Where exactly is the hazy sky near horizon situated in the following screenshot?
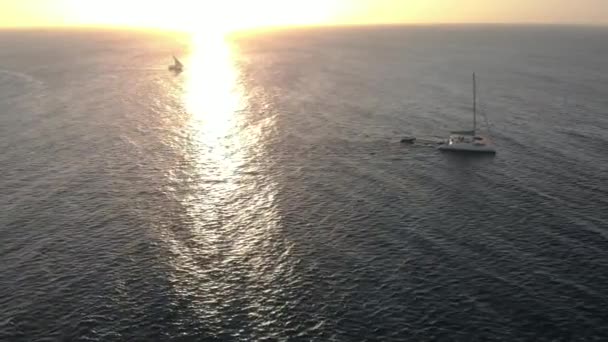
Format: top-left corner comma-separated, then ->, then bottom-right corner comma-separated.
1,0 -> 607,31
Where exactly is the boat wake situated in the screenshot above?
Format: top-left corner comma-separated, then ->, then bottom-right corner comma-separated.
0,69 -> 43,87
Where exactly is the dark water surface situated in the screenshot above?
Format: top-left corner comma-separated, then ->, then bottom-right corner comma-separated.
1,26 -> 608,341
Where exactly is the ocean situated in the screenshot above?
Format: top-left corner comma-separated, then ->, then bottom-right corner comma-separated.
1,25 -> 607,341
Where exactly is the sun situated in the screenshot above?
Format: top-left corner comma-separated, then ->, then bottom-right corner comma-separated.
176,0 -> 340,35
63,0 -> 339,34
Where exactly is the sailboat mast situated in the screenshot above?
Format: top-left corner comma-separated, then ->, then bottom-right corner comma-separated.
473,73 -> 477,136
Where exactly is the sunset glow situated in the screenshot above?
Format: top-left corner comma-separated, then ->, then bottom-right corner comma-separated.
0,0 -> 607,32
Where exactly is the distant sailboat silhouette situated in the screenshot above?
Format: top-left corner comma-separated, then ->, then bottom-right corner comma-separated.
168,56 -> 183,73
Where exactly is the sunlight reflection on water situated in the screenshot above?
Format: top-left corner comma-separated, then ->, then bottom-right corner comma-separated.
160,34 -> 289,331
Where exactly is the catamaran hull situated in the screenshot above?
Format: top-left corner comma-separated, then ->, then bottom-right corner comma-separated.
438,144 -> 496,154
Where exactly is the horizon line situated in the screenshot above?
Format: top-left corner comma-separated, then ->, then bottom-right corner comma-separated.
0,21 -> 606,33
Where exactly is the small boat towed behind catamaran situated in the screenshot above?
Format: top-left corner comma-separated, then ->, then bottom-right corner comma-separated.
438,73 -> 496,154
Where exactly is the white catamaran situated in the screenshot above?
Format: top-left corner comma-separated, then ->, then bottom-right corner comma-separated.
438,73 -> 496,154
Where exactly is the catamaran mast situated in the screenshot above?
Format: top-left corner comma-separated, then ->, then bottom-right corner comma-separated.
473,73 -> 477,136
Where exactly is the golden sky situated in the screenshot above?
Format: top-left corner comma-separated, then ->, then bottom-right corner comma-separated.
1,0 -> 607,31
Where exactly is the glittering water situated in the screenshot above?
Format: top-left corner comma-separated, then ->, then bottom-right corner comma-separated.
1,26 -> 608,341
